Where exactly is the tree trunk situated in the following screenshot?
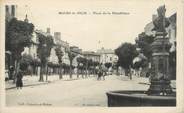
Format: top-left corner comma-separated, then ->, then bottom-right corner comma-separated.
125,68 -> 128,76
63,68 -> 65,75
129,69 -> 132,80
129,66 -> 132,80
116,66 -> 119,76
13,59 -> 20,83
35,66 -> 37,75
59,65 -> 63,79
46,64 -> 48,81
77,66 -> 79,78
69,61 -> 72,79
82,69 -> 84,78
125,68 -> 132,80
85,67 -> 88,78
39,63 -> 44,82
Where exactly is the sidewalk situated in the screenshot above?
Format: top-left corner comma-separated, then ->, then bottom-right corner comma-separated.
5,74 -> 93,90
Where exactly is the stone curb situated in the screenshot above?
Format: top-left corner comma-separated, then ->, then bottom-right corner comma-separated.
5,82 -> 49,90
5,77 -> 89,90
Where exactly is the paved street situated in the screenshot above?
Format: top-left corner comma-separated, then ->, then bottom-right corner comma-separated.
6,75 -> 150,107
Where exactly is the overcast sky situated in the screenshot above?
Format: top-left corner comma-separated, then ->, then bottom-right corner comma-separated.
14,0 -> 177,51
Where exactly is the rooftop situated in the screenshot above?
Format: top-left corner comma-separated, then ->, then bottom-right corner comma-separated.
96,48 -> 115,54
82,51 -> 100,56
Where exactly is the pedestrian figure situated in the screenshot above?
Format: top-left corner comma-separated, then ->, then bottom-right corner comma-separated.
101,64 -> 107,80
97,69 -> 103,80
128,68 -> 132,80
9,66 -> 14,80
5,70 -> 9,81
102,71 -> 106,80
16,69 -> 23,89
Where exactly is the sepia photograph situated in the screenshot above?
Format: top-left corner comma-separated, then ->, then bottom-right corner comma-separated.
0,0 -> 184,113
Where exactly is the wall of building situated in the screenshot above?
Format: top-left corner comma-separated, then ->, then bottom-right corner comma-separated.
21,32 -> 38,59
144,14 -> 157,36
72,54 -> 84,67
100,53 -> 118,64
144,13 -> 176,52
83,51 -> 100,63
166,13 -> 176,52
48,46 -> 58,64
97,48 -> 118,64
144,22 -> 155,36
53,32 -> 70,65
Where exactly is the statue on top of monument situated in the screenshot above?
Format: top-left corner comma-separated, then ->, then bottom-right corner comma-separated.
152,5 -> 170,32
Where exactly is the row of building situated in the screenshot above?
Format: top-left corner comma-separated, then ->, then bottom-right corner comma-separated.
5,5 -> 118,69
22,27 -> 118,67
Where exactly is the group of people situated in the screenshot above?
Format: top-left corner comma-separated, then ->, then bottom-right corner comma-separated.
96,65 -> 107,80
5,66 -> 24,89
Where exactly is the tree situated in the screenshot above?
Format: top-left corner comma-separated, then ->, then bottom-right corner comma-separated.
87,59 -> 93,75
112,61 -> 119,75
76,57 -> 83,66
20,54 -> 33,72
31,58 -> 41,75
135,32 -> 154,61
80,57 -> 88,77
36,32 -> 54,81
55,45 -> 64,79
115,43 -> 138,79
93,61 -> 100,67
68,51 -> 77,79
105,62 -> 112,69
87,59 -> 93,68
76,56 -> 84,78
132,53 -> 148,70
93,61 -> 100,74
6,18 -> 34,81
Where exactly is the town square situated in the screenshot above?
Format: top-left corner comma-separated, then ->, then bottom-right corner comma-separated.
4,1 -> 177,107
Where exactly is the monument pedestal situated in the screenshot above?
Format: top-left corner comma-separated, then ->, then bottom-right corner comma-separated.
147,32 -> 172,95
148,79 -> 172,95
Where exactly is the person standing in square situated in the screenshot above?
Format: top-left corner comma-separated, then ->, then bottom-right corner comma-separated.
16,69 -> 23,89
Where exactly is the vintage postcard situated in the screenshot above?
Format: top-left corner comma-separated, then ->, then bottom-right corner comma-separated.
0,0 -> 184,113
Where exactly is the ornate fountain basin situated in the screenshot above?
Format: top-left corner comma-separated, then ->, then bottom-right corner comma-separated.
106,90 -> 176,106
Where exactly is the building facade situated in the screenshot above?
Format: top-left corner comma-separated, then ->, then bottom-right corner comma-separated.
21,32 -> 39,60
144,13 -> 176,52
166,13 -> 176,52
82,51 -> 100,63
144,14 -> 157,36
70,46 -> 83,67
96,48 -> 118,65
54,32 -> 70,65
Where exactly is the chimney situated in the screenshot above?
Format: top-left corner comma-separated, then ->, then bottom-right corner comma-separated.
24,14 -> 29,23
47,28 -> 50,34
54,32 -> 61,40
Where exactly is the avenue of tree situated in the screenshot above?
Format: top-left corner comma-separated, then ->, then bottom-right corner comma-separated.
6,17 -> 176,82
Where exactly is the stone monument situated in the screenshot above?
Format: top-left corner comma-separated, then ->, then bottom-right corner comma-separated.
147,5 -> 172,95
106,5 -> 176,106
